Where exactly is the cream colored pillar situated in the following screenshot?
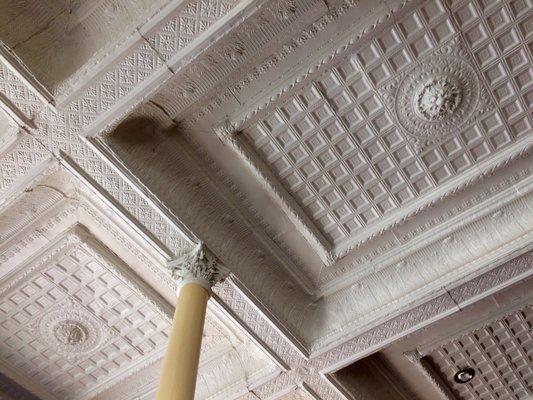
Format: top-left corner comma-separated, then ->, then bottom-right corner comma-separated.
156,243 -> 228,400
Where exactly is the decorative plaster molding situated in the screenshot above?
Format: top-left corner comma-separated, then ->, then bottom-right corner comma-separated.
0,1 -> 532,398
199,21 -> 532,276
404,350 -> 457,400
319,150 -> 533,292
212,128 -> 334,266
415,77 -> 462,121
31,297 -> 116,360
168,242 -> 230,290
378,36 -> 494,150
59,151 -> 188,256
170,130 -> 320,294
241,251 -> 533,399
79,0 -> 265,138
181,0 -> 373,127
185,0 -> 414,131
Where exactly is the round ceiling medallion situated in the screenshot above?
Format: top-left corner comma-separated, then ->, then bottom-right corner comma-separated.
392,53 -> 481,144
37,302 -> 104,359
53,320 -> 89,345
415,76 -> 462,121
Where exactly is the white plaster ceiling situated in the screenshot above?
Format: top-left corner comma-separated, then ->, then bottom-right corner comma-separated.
0,0 -> 531,399
91,0 -> 533,350
377,274 -> 533,400
0,170 -> 278,400
0,0 -> 239,102
0,1 -> 158,93
429,305 -> 533,399
184,0 -> 532,271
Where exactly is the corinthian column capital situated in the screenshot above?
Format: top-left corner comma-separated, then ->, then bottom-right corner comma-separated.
167,242 -> 229,291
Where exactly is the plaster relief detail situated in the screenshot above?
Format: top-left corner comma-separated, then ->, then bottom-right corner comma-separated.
54,320 -> 88,345
168,242 -> 229,288
0,0 -> 532,398
34,298 -> 110,359
415,76 -> 462,121
380,37 -> 494,150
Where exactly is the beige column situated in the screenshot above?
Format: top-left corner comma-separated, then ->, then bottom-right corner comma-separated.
156,243 -> 228,400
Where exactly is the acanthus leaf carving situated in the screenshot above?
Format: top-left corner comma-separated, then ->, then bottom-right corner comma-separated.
167,242 -> 230,289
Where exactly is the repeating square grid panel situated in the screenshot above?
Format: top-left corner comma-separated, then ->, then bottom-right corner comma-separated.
244,0 -> 529,249
372,2 -> 527,173
0,242 -> 171,399
243,1 -> 461,246
245,76 -> 424,244
429,305 -> 533,400
449,0 -> 533,140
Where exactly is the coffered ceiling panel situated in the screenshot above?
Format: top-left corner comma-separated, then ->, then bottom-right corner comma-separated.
428,304 -> 533,400
0,169 -> 279,400
242,0 -> 532,255
0,229 -> 173,399
0,0 -> 532,399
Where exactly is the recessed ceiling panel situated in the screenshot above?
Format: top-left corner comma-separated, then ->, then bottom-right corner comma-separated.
242,0 -> 531,255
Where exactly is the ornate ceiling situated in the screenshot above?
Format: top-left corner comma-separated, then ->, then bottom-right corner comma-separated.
0,0 -> 531,399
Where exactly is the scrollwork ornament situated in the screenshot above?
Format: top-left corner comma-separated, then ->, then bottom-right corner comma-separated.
167,242 -> 229,290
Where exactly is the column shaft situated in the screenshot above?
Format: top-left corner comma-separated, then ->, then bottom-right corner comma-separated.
156,283 -> 209,400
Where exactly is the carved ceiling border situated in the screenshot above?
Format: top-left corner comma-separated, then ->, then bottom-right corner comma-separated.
0,0 -> 247,110
237,251 -> 533,400
212,126 -> 335,266
182,0 -> 410,128
0,58 -> 191,254
77,0 -> 311,138
317,147 -> 533,292
158,132 -> 321,293
154,0 -> 333,125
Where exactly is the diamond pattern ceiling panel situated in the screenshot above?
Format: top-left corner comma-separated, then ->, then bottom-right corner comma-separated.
428,305 -> 533,400
242,0 -> 532,248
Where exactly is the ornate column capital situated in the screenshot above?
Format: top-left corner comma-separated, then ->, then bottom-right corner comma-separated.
167,242 -> 229,292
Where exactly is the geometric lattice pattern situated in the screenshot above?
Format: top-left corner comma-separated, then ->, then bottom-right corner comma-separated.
429,305 -> 533,400
147,0 -> 237,62
0,235 -> 171,399
65,0 -> 238,127
244,0 -> 532,246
